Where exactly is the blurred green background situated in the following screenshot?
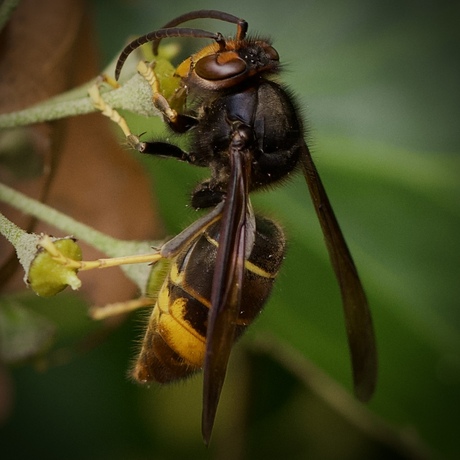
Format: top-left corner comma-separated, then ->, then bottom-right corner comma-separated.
1,0 -> 459,458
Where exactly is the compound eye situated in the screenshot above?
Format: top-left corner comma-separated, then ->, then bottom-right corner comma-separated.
195,53 -> 247,81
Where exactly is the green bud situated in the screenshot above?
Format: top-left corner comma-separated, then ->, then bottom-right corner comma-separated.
28,237 -> 82,297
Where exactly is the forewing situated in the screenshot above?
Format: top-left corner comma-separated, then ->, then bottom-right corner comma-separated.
201,144 -> 250,444
300,141 -> 377,401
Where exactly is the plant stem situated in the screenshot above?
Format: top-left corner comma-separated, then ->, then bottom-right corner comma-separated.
0,183 -> 161,289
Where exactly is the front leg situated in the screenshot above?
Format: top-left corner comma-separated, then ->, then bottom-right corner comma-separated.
137,61 -> 198,133
88,81 -> 147,151
88,80 -> 194,162
135,140 -> 193,162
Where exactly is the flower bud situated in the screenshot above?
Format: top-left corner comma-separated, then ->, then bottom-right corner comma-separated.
27,237 -> 82,297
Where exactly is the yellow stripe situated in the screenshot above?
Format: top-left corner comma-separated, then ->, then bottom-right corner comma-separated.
204,233 -> 218,247
182,286 -> 211,309
167,232 -> 276,313
245,260 -> 276,279
168,259 -> 184,285
168,258 -> 211,308
205,233 -> 276,279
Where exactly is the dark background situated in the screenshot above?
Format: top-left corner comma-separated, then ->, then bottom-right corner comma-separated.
1,0 -> 459,458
